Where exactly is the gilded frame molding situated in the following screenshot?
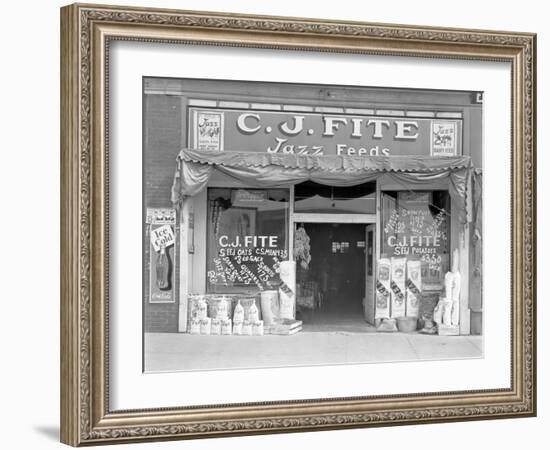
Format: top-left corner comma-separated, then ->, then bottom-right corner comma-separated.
60,3 -> 536,446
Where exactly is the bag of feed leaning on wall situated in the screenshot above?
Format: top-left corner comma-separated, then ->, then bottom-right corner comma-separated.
406,259 -> 422,317
375,258 -> 392,318
390,257 -> 407,318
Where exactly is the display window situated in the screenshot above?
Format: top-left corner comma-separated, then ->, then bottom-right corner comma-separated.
206,188 -> 290,293
381,190 -> 451,286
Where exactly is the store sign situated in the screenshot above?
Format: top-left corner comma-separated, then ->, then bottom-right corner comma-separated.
190,108 -> 461,156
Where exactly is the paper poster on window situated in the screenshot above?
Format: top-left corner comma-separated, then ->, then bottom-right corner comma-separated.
431,120 -> 457,156
194,110 -> 224,151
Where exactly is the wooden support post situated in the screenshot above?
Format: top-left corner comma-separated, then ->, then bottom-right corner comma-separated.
459,222 -> 471,335
178,198 -> 191,333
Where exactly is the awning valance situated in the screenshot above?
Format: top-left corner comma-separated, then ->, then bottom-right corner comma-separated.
178,149 -> 472,172
171,149 -> 473,222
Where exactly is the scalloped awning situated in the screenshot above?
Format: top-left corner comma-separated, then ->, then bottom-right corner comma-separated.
171,149 -> 473,222
178,148 -> 472,172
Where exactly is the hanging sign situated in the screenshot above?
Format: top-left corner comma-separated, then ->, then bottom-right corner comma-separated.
231,189 -> 268,207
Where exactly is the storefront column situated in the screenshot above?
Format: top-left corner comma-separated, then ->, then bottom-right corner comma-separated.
288,185 -> 295,260
178,198 -> 192,332
458,223 -> 471,335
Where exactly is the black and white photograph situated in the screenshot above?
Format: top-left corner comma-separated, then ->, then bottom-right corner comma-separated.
142,78 -> 483,372
0,0 -> 545,447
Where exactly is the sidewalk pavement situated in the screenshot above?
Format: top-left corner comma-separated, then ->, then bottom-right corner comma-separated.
144,331 -> 483,372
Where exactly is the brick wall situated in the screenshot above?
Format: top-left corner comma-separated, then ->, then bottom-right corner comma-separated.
143,94 -> 183,333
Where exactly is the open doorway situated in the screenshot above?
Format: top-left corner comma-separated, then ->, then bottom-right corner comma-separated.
295,223 -> 375,332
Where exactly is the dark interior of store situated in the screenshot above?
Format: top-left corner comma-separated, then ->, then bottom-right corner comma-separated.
296,223 -> 375,332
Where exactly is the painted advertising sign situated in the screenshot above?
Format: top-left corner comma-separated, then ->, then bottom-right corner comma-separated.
147,208 -> 177,303
190,107 -> 462,156
145,207 -> 176,225
150,224 -> 175,252
193,110 -> 224,151
431,120 -> 458,156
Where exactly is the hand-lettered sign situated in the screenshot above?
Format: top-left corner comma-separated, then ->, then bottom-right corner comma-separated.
207,204 -> 288,291
382,192 -> 449,283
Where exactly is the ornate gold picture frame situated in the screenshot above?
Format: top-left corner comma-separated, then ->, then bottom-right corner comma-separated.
60,3 -> 536,446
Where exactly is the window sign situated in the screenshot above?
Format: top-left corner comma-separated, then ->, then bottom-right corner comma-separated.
206,188 -> 289,292
381,191 -> 450,285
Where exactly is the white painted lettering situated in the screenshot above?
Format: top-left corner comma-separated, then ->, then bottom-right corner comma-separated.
280,116 -> 304,135
367,119 -> 390,139
236,113 -> 261,134
395,120 -> 419,139
323,117 -> 348,136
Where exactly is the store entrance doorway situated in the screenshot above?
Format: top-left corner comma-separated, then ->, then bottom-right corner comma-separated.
295,222 -> 374,332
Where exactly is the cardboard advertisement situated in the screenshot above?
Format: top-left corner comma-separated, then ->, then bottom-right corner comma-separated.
147,208 -> 176,304
390,257 -> 407,318
406,260 -> 422,317
375,258 -> 392,319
